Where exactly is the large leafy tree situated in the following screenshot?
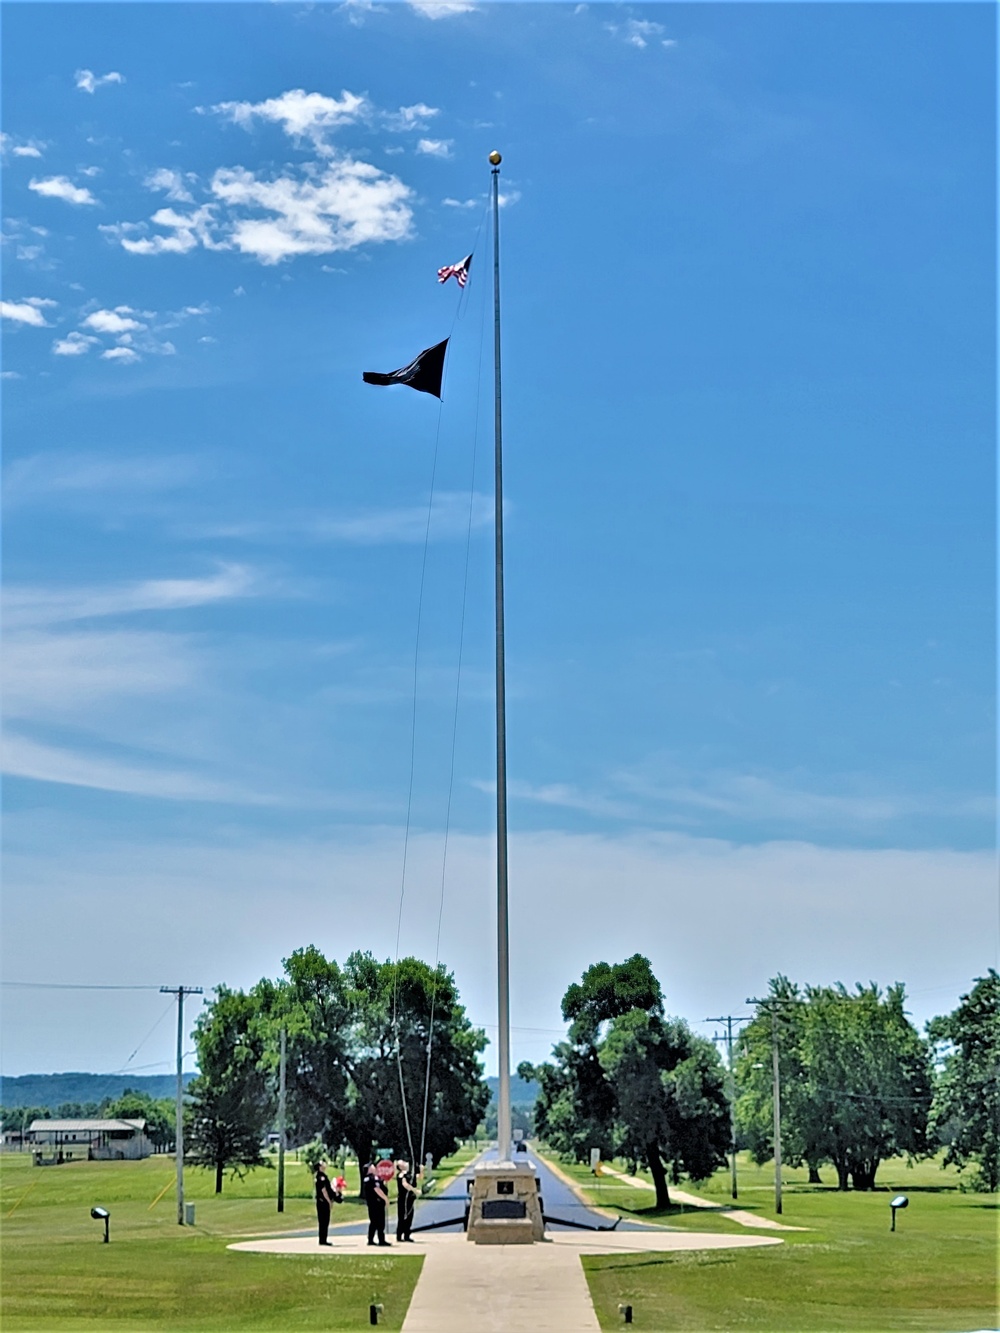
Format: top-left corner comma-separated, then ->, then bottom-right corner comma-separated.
188,987 -> 274,1193
928,970 -> 1000,1192
736,978 -> 933,1190
337,951 -> 489,1169
526,956 -> 729,1208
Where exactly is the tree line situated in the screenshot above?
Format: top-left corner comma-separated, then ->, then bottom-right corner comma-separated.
521,959 -> 999,1203
0,1092 -> 175,1148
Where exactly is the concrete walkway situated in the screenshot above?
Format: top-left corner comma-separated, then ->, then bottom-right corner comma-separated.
598,1166 -> 809,1231
230,1228 -> 782,1332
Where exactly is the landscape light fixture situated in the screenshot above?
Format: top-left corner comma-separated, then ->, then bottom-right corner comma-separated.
890,1194 -> 909,1232
90,1206 -> 110,1243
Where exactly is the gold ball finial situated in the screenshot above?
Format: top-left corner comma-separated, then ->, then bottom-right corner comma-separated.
488,150 -> 502,165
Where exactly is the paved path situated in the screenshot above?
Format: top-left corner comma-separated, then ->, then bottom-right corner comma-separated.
597,1165 -> 809,1231
229,1230 -> 782,1332
230,1149 -> 783,1331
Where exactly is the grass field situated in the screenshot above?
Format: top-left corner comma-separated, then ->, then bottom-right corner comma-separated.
539,1149 -> 999,1331
0,1149 -> 442,1330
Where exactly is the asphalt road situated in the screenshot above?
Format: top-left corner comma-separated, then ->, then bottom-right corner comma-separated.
292,1146 -> 662,1240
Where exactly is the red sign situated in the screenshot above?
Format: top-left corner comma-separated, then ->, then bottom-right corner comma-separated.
376,1159 -> 395,1182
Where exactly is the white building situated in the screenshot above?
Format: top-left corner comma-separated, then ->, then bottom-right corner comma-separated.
27,1118 -> 154,1164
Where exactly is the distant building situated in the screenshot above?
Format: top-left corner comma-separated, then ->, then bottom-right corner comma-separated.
27,1118 -> 154,1164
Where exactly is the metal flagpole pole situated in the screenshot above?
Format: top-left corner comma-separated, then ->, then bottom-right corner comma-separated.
489,149 -> 512,1164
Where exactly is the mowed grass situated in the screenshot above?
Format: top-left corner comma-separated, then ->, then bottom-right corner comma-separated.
0,1151 -> 421,1330
539,1150 -> 999,1331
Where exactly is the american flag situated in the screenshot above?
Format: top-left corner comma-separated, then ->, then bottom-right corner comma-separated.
437,253 -> 472,288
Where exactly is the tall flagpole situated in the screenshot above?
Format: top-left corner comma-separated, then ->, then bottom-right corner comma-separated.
489,149 -> 512,1163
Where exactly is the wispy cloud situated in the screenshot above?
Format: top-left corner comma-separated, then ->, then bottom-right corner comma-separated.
385,103 -> 439,131
75,69 -> 125,94
29,175 -> 98,206
144,168 -> 196,203
604,18 -> 674,49
3,564 -> 260,629
4,452 -> 205,505
178,491 -> 493,545
407,0 -> 476,17
2,733 -> 270,804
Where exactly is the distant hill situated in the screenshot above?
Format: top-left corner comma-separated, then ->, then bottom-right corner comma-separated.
486,1074 -> 538,1107
3,1070 -> 538,1112
0,1072 -> 196,1109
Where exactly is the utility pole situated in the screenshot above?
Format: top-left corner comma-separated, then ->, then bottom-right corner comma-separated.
160,985 -> 203,1225
746,996 -> 800,1216
277,1026 -> 287,1213
705,1014 -> 750,1200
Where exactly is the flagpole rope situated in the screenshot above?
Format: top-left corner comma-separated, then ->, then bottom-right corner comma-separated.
391,209 -> 492,1172
418,230 -> 491,1171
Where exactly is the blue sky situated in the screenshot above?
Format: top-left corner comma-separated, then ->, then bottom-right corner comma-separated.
2,2 -> 995,1079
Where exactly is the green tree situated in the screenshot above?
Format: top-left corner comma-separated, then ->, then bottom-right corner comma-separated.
248,946 -> 488,1171
188,987 -> 274,1193
528,957 -> 729,1208
737,978 -> 933,1191
928,970 -> 1000,1192
104,1090 -> 173,1150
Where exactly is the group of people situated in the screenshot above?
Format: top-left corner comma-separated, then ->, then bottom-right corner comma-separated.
314,1158 -> 419,1247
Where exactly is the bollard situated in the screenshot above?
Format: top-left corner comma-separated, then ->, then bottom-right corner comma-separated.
369,1303 -> 384,1325
618,1303 -> 633,1324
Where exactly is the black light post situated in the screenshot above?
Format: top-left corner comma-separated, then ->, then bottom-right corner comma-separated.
90,1206 -> 109,1242
890,1194 -> 909,1231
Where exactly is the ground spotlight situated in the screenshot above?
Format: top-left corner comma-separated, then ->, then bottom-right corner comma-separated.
90,1206 -> 110,1243
890,1194 -> 909,1232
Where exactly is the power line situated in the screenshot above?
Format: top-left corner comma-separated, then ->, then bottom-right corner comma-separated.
2,982 -> 164,991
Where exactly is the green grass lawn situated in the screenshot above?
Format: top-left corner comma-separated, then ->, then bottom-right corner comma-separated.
537,1148 -> 999,1331
1,1152 -> 421,1330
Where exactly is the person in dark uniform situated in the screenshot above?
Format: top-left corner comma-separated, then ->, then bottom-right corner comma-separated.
394,1159 -> 418,1242
362,1162 -> 390,1246
314,1160 -> 335,1245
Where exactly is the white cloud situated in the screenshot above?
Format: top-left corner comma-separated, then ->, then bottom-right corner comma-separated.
498,190 -> 521,209
3,565 -> 260,630
2,826 -> 993,1075
416,138 -> 453,158
407,0 -> 476,17
144,168 -> 195,203
1,300 -> 51,327
605,17 -> 667,48
75,69 -> 125,94
443,196 -> 478,209
2,733 -> 269,805
181,491 -> 492,545
29,175 -> 98,206
4,630 -> 197,718
213,88 -> 368,152
1,134 -> 45,158
82,307 -> 146,335
102,347 -> 139,362
385,103 -> 439,131
114,205 -> 220,255
209,159 -> 413,263
4,452 -> 204,503
52,331 -> 99,356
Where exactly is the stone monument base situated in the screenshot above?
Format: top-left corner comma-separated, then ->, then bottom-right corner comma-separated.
466,1161 -> 544,1245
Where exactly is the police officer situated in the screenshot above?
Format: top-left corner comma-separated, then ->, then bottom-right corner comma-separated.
314,1160 -> 335,1245
395,1159 -> 418,1242
363,1162 -> 390,1246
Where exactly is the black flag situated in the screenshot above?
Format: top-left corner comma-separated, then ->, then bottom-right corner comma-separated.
363,338 -> 448,399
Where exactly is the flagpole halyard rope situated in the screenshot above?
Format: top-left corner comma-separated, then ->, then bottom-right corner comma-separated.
390,220 -> 490,1171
